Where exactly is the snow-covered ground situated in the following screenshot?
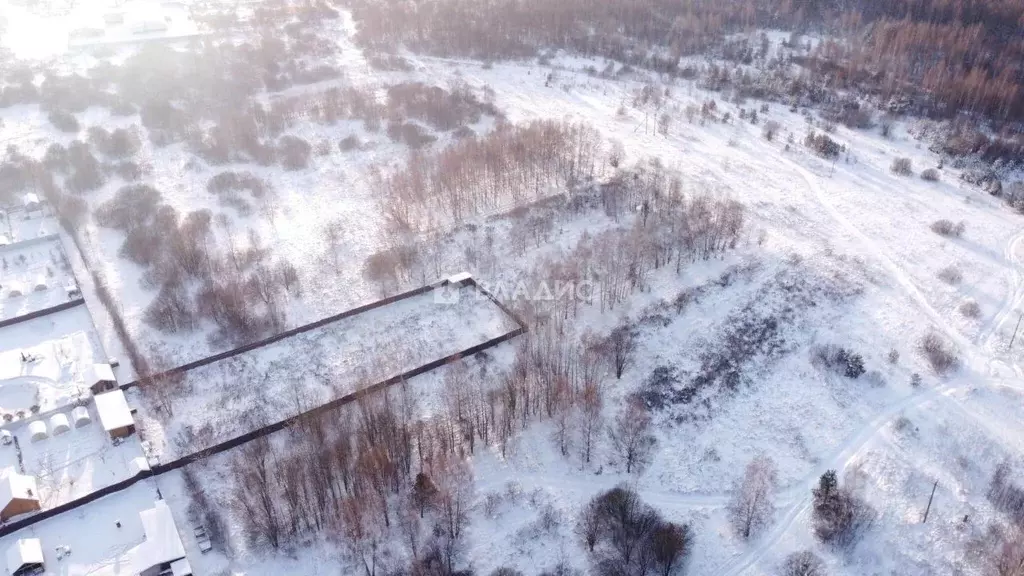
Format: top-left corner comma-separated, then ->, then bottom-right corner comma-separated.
0,12 -> 1022,576
132,280 -> 518,460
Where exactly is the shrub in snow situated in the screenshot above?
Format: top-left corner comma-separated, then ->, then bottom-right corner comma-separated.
921,168 -> 940,181
960,299 -> 981,318
66,141 -> 105,192
911,373 -> 922,387
338,135 -> 362,151
577,486 -> 692,574
804,130 -> 841,158
810,344 -> 865,379
919,332 -> 959,375
782,550 -> 826,576
887,348 -> 900,364
48,109 -> 79,132
636,365 -> 680,410
931,219 -> 965,237
762,120 -> 780,141
277,135 -> 312,170
95,184 -> 163,231
937,265 -> 963,284
989,463 -> 1024,528
812,470 -> 876,549
386,121 -> 437,149
890,157 -> 913,176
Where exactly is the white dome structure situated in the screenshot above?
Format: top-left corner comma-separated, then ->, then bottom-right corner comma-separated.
28,421 -> 47,442
49,413 -> 70,436
72,406 -> 91,428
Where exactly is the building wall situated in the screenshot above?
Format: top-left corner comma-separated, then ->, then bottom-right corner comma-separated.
2,497 -> 41,521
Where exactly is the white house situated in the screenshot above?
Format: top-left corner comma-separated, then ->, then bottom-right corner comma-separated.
94,389 -> 135,439
85,363 -> 117,395
0,469 -> 40,521
130,500 -> 191,576
5,538 -> 43,576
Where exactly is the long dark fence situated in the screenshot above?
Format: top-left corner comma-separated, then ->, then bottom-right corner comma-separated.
0,298 -> 84,330
123,276 -> 475,390
0,278 -> 528,538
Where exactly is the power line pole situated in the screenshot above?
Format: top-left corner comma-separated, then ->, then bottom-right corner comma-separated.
922,480 -> 938,523
1010,312 -> 1024,350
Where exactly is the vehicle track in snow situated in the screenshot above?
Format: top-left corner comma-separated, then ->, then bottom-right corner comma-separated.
713,150 -> 1024,575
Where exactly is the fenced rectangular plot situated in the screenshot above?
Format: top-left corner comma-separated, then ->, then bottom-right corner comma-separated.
135,278 -> 523,460
0,235 -> 81,327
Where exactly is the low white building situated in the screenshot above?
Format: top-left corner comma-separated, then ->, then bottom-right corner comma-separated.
22,194 -> 41,213
27,421 -> 47,442
71,406 -> 91,428
49,413 -> 70,436
5,538 -> 43,576
94,389 -> 135,439
0,469 -> 40,521
130,500 -> 191,576
86,363 -> 117,395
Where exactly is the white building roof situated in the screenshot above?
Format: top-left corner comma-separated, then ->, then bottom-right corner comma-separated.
87,363 -> 116,386
71,405 -> 91,426
129,456 -> 150,476
49,413 -> 70,435
22,193 -> 40,207
5,538 -> 43,574
0,235 -> 8,246
27,420 -> 47,441
94,389 -> 133,432
171,557 -> 192,576
0,469 -> 38,510
131,500 -> 186,573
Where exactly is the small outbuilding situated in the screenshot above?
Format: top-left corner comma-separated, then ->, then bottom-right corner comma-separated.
86,363 -> 117,395
22,193 -> 41,213
129,456 -> 150,476
0,235 -> 9,247
27,421 -> 47,442
5,538 -> 43,576
0,469 -> 40,521
0,430 -> 11,446
94,389 -> 135,439
71,405 -> 91,428
49,413 -> 70,436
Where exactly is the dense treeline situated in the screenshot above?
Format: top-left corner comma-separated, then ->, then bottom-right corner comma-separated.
344,0 -> 1024,123
375,120 -> 601,229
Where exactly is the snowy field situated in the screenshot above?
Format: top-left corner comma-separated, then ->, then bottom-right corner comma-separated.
0,7 -> 1022,575
0,306 -> 106,414
132,279 -> 519,460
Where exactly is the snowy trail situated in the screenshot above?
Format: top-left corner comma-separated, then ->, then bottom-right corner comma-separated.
712,149 -> 1024,575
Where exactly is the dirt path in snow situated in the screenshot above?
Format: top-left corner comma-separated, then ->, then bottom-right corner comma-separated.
712,150 -> 1024,576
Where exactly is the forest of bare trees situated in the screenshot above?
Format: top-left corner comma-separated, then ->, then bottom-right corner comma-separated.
374,119 -> 601,230
345,0 -> 1024,125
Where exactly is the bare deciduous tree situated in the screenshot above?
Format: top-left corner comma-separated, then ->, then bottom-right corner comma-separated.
608,399 -> 655,474
728,455 -> 778,539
